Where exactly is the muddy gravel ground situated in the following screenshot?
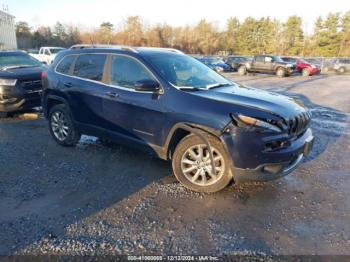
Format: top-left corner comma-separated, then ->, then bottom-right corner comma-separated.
0,73 -> 349,258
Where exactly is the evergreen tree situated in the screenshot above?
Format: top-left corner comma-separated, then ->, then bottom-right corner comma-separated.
224,17 -> 240,54
97,22 -> 114,44
16,21 -> 33,48
313,13 -> 341,56
53,22 -> 68,46
282,16 -> 304,55
339,11 -> 350,56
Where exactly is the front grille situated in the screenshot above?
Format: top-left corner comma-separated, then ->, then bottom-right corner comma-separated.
288,111 -> 311,136
20,80 -> 42,92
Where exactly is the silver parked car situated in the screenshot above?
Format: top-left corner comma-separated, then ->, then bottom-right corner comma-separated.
334,58 -> 350,74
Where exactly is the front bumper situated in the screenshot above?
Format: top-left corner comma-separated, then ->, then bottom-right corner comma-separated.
0,83 -> 42,113
286,67 -> 294,75
309,68 -> 321,76
221,127 -> 314,183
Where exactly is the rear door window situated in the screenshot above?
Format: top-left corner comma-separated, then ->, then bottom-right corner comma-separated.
56,55 -> 77,75
73,54 -> 107,82
255,56 -> 265,62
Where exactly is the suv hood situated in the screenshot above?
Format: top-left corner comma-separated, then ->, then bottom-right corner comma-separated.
0,66 -> 44,81
193,84 -> 306,120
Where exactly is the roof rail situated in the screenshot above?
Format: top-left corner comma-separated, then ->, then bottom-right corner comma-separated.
136,47 -> 184,54
69,44 -> 138,53
68,44 -> 184,54
164,48 -> 184,54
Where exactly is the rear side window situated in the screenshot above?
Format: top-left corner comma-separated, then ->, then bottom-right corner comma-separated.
56,55 -> 76,75
255,56 -> 265,62
110,55 -> 155,89
73,54 -> 107,82
339,59 -> 350,64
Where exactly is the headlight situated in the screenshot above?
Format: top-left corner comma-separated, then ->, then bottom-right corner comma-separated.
287,64 -> 293,67
235,114 -> 282,132
0,78 -> 17,86
215,66 -> 223,72
311,65 -> 316,69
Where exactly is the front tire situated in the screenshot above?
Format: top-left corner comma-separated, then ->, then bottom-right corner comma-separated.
172,133 -> 233,193
338,67 -> 346,74
302,68 -> 310,76
238,65 -> 247,75
276,67 -> 286,77
49,104 -> 81,146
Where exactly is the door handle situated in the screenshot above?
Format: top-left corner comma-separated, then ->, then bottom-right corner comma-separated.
63,82 -> 72,88
106,91 -> 119,98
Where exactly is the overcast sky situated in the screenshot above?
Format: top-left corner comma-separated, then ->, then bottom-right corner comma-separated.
6,0 -> 350,32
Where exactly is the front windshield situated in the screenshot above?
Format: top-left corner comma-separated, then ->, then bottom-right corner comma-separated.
299,59 -> 309,64
28,49 -> 39,54
0,53 -> 42,70
49,48 -> 65,54
145,54 -> 232,89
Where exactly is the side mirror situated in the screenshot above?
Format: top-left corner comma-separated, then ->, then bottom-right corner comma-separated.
134,79 -> 161,93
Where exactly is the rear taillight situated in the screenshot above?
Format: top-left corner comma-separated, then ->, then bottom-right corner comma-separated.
41,71 -> 46,80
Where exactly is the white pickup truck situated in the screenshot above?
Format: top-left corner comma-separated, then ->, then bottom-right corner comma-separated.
32,47 -> 66,65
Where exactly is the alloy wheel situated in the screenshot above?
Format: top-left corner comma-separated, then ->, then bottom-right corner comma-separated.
180,144 -> 225,186
51,111 -> 69,141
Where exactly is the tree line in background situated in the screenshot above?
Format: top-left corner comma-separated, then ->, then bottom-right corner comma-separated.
15,11 -> 350,57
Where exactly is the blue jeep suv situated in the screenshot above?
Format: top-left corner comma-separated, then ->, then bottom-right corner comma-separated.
42,46 -> 314,193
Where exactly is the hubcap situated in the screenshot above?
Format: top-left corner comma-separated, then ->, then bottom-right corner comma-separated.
51,111 -> 69,141
181,144 -> 225,186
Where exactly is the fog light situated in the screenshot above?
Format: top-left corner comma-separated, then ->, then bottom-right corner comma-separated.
0,95 -> 17,104
263,164 -> 283,174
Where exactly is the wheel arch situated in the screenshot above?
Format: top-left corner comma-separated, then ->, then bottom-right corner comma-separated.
275,66 -> 286,72
164,122 -> 223,160
44,95 -> 70,119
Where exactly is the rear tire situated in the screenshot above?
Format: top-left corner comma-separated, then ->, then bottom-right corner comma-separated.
172,133 -> 233,193
302,68 -> 310,76
238,65 -> 247,76
48,104 -> 81,146
338,67 -> 346,74
276,67 -> 286,78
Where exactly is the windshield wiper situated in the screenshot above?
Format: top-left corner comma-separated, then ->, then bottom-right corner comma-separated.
178,86 -> 203,91
178,83 -> 232,91
206,83 -> 232,89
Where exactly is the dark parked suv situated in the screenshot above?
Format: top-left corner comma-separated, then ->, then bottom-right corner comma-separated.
238,55 -> 295,77
225,55 -> 252,71
42,46 -> 314,193
0,51 -> 45,117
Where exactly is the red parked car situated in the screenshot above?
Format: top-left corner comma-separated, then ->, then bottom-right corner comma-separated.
281,57 -> 321,76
